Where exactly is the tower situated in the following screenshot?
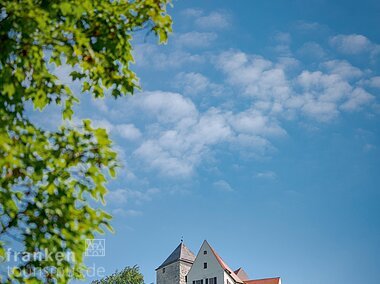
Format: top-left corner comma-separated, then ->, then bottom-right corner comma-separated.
156,242 -> 196,284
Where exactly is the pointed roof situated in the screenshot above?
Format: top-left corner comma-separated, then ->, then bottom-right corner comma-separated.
156,242 -> 196,270
205,241 -> 244,284
234,268 -> 249,281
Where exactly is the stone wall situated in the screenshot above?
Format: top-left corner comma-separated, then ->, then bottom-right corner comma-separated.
179,261 -> 193,284
157,261 -> 193,284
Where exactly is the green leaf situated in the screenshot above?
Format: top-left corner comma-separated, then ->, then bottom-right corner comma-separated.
70,71 -> 86,81
0,0 -> 172,282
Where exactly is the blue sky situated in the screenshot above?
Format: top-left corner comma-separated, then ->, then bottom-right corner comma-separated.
34,0 -> 380,283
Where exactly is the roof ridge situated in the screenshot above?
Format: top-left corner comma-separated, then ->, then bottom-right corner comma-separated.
206,241 -> 243,284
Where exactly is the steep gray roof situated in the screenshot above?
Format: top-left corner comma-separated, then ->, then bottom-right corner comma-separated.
156,243 -> 195,270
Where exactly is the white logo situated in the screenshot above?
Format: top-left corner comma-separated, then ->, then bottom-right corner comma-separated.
85,239 -> 106,257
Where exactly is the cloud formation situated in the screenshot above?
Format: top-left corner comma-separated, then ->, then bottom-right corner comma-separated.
72,16 -> 379,180
216,50 -> 374,121
107,188 -> 160,205
173,72 -> 224,96
174,32 -> 218,48
194,11 -> 231,30
330,34 -> 373,54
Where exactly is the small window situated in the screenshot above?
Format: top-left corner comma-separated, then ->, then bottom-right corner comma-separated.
163,268 -> 165,273
185,276 -> 187,283
203,250 -> 207,255
204,262 -> 208,269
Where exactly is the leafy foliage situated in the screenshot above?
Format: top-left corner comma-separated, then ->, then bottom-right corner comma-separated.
0,0 -> 172,283
92,265 -> 144,284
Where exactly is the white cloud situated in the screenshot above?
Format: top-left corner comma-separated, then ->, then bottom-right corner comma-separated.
30,13 -> 380,188
195,11 -> 231,30
107,189 -> 128,204
276,57 -> 301,71
131,91 -> 198,124
295,21 -> 324,32
175,32 -> 218,48
174,72 -> 210,96
181,8 -> 203,18
366,76 -> 380,88
107,188 -> 160,205
91,119 -> 114,132
134,107 -> 233,177
322,60 -> 363,79
329,34 -> 378,55
298,70 -> 351,98
134,140 -> 195,177
274,32 -> 291,45
216,50 -> 375,122
180,9 -> 232,29
114,89 -> 283,178
173,72 -> 224,96
255,171 -> 277,179
112,208 -> 142,217
93,30 -> 378,179
133,43 -> 204,69
216,51 -> 292,104
231,134 -> 273,154
119,46 -> 376,177
213,180 -> 234,192
298,42 -> 326,59
228,109 -> 286,137
114,124 -> 142,140
340,87 -> 374,111
297,70 -> 374,118
301,99 -> 339,121
91,97 -> 109,113
273,32 -> 292,56
91,119 -> 142,141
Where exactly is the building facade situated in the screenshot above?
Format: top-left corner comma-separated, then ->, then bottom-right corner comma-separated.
156,241 -> 281,284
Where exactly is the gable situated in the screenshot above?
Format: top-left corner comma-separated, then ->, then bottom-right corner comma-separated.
187,241 -> 224,280
187,241 -> 243,284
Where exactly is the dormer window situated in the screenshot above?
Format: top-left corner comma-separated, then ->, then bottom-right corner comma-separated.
204,250 -> 207,254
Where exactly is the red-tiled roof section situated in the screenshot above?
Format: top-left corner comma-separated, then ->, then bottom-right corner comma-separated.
244,278 -> 281,284
207,242 -> 243,284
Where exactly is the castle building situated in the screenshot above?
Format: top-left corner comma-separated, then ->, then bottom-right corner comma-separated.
156,241 -> 281,284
